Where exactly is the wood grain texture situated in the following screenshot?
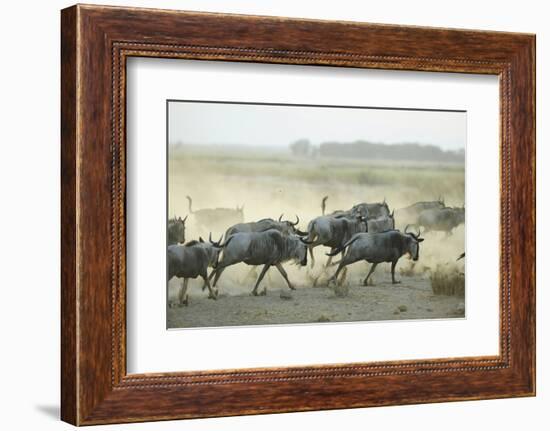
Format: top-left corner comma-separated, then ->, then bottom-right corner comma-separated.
60,4 -> 535,425
60,5 -> 78,425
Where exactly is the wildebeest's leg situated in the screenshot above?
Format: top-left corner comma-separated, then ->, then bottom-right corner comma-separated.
207,267 -> 216,282
338,266 -> 348,286
210,266 -> 227,288
328,260 -> 347,285
328,251 -> 345,267
363,263 -> 378,286
178,278 -> 189,306
308,245 -> 316,268
201,274 -> 217,300
275,263 -> 295,290
391,260 -> 400,284
252,264 -> 271,296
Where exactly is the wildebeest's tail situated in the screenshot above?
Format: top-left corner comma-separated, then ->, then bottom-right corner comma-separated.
219,234 -> 234,248
321,196 -> 328,215
305,219 -> 318,243
326,234 -> 361,256
209,232 -> 234,248
211,235 -> 234,269
186,195 -> 193,213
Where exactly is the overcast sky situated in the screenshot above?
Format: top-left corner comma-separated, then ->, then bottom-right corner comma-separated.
168,101 -> 466,151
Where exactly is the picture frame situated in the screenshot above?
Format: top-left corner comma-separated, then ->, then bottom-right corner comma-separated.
61,4 -> 535,425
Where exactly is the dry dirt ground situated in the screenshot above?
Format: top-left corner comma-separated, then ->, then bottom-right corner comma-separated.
167,267 -> 465,329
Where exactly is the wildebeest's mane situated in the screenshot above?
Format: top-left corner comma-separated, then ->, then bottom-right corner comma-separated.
389,231 -> 408,251
184,240 -> 201,247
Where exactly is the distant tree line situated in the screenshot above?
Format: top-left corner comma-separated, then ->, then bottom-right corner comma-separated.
289,139 -> 319,158
291,140 -> 464,163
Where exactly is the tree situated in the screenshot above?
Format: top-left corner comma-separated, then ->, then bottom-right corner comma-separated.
289,139 -> 312,157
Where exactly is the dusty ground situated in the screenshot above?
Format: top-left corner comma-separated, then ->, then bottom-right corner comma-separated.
167,265 -> 465,328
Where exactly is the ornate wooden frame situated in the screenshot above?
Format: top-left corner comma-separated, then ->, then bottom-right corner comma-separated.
61,4 -> 535,425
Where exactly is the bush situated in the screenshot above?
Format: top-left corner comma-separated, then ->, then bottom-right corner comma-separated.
430,264 -> 465,296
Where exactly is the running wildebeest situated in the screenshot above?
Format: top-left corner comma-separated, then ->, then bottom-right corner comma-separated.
167,235 -> 232,306
354,199 -> 391,220
319,196 -> 376,219
367,210 -> 395,233
225,214 -> 307,238
394,198 -> 445,227
224,215 -> 307,283
167,215 -> 187,245
327,225 -> 424,286
186,195 -> 244,231
417,206 -> 465,235
305,213 -> 367,268
209,229 -> 310,296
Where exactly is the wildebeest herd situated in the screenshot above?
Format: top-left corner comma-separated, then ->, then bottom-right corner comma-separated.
167,195 -> 465,307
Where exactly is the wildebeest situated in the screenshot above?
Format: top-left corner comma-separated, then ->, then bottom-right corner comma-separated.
327,226 -> 424,286
186,195 -> 244,231
367,211 -> 395,233
167,215 -> 187,245
225,214 -> 307,238
417,206 -> 465,235
330,201 -> 389,220
224,215 -> 308,283
320,196 -> 368,219
305,214 -> 367,268
354,200 -> 391,220
167,235 -> 231,306
394,198 -> 445,227
209,229 -> 310,296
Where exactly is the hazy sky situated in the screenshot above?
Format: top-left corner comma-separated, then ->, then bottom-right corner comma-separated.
168,101 -> 466,151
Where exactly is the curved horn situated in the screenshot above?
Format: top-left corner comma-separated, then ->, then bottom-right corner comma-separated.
208,233 -> 224,247
292,215 -> 300,226
278,213 -> 284,222
300,237 -> 314,245
404,224 -> 411,234
182,215 -> 188,223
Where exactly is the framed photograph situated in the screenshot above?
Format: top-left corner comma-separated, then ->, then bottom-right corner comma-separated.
61,4 -> 535,425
